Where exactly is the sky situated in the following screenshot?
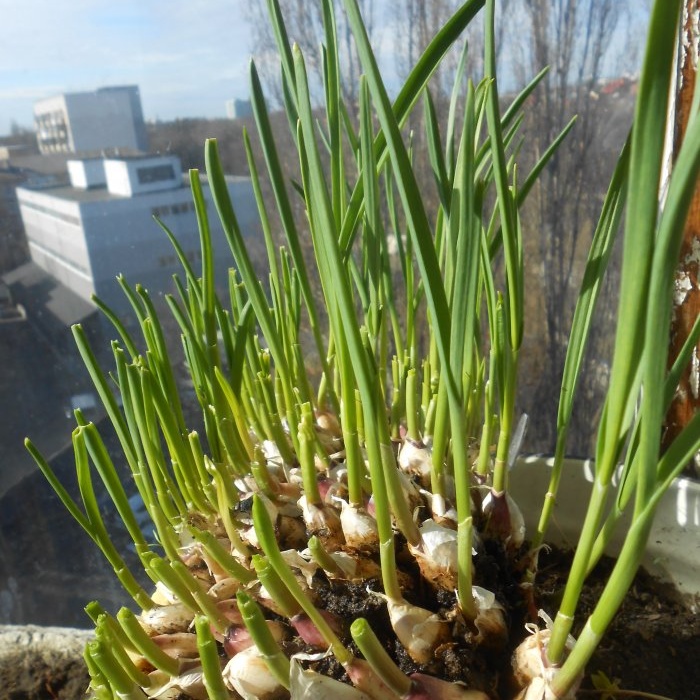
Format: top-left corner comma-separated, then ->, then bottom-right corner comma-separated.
0,0 -> 258,135
0,0 -> 645,138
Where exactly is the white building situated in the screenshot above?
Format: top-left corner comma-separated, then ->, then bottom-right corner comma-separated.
34,86 -> 149,155
225,98 -> 253,120
16,154 -> 260,315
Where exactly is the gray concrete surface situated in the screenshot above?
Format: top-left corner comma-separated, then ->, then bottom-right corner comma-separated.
0,625 -> 91,699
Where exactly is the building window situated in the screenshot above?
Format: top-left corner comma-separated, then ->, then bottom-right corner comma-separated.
137,164 -> 175,185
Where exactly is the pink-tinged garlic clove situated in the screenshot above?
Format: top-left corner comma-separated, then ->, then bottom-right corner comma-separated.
216,598 -> 243,624
224,620 -> 287,657
408,673 -> 490,700
151,632 -> 200,659
344,658 -> 401,700
291,609 -> 343,648
481,490 -> 526,548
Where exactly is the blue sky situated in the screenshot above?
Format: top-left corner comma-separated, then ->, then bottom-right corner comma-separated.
0,0 -> 257,135
0,1 -> 645,138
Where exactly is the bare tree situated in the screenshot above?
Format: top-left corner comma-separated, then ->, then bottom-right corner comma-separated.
505,0 -> 645,455
244,0 -> 376,107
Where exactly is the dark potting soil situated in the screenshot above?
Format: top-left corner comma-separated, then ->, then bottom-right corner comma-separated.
287,542 -> 699,700
537,548 -> 700,700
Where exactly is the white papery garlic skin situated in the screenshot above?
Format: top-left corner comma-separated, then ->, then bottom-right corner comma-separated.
290,659 -> 372,699
512,614 -> 579,700
146,668 -> 208,700
471,585 -> 508,650
223,646 -> 286,700
298,494 -> 345,550
409,519 -> 459,590
138,603 -> 194,636
339,500 -> 379,551
379,594 -> 450,664
397,439 -> 433,488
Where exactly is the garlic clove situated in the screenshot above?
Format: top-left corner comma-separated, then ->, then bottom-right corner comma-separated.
344,658 -> 401,700
291,609 -> 343,648
290,659 -> 372,699
408,673 -> 490,700
397,439 -> 433,488
380,595 -> 450,664
223,646 -> 287,700
208,577 -> 242,601
139,603 -> 194,636
339,501 -> 379,552
481,490 -> 526,548
224,620 -> 287,657
150,632 -> 200,660
410,519 -> 459,591
511,617 -> 580,700
298,495 -> 345,550
280,548 -> 320,587
146,668 -> 208,699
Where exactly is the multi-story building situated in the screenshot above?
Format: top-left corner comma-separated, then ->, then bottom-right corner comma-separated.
34,86 -> 149,155
16,154 -> 260,315
225,98 -> 253,120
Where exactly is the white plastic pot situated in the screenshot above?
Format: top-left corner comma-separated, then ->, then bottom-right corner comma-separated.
509,456 -> 700,597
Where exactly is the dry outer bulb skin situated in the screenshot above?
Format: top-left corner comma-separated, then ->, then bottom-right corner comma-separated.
512,625 -> 580,700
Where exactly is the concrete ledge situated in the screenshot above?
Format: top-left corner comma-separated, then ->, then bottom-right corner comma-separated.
0,625 -> 92,699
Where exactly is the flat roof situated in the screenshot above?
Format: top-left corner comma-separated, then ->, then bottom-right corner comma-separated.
17,173 -> 249,204
17,182 -> 129,204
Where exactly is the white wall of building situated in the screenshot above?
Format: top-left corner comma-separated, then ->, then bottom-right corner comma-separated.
68,159 -> 107,189
34,86 -> 148,155
17,188 -> 95,301
104,155 -> 182,197
17,161 -> 262,317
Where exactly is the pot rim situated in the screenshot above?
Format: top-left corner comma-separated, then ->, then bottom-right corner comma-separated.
509,455 -> 700,598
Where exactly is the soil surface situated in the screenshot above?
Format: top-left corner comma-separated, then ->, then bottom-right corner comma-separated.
22,546 -> 697,699
289,544 -> 699,700
538,548 -> 700,700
